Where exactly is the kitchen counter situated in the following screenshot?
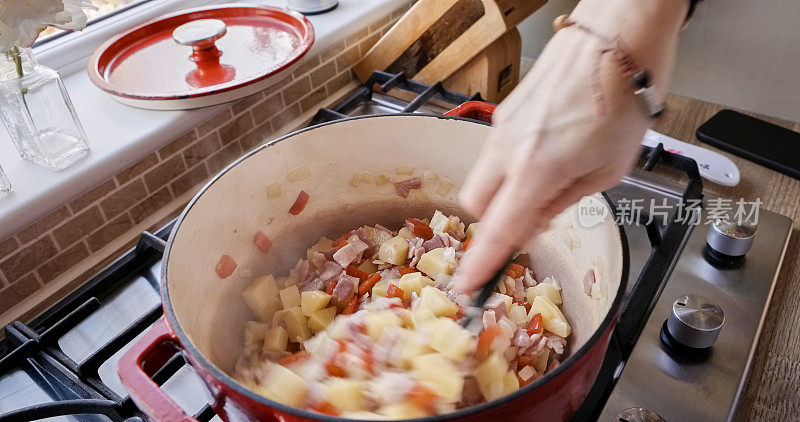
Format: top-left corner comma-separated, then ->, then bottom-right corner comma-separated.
650,94 -> 799,421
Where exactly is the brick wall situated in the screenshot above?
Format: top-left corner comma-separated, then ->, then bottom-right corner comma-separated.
0,3 -> 411,322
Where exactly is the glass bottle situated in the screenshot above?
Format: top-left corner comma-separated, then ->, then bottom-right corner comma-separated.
0,47 -> 89,171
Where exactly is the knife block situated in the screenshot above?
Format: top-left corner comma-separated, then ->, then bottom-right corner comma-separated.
444,28 -> 521,103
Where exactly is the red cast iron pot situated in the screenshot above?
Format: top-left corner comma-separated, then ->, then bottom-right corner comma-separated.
118,105 -> 629,421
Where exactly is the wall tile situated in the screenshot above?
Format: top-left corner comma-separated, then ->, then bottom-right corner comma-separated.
282,76 -> 312,106
143,155 -> 186,193
17,206 -> 71,245
197,109 -> 233,136
294,55 -> 321,76
171,164 -> 210,198
272,103 -> 302,132
310,61 -> 337,87
328,71 -> 356,94
114,153 -> 159,186
207,142 -> 243,173
101,179 -> 148,219
86,214 -> 134,253
158,130 -> 198,159
299,86 -> 329,113
345,28 -> 370,47
37,242 -> 90,284
53,206 -> 103,250
369,15 -> 391,33
359,32 -> 381,56
0,273 -> 40,314
219,112 -> 254,145
0,236 -> 20,260
0,236 -> 57,282
320,40 -> 345,62
336,45 -> 361,74
252,93 -> 285,124
130,187 -> 174,224
232,91 -> 264,115
240,121 -> 273,151
183,132 -> 221,168
69,179 -> 116,213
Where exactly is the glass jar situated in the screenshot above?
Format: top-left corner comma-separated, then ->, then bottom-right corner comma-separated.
0,47 -> 89,171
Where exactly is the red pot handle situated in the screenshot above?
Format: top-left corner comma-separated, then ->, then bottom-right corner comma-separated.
118,316 -> 198,422
444,100 -> 497,123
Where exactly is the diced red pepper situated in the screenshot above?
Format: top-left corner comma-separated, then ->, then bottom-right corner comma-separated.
359,273 -> 382,297
463,237 -> 473,251
517,373 -> 534,388
386,284 -> 405,300
324,278 -> 336,295
514,300 -> 532,313
215,254 -> 237,279
325,360 -> 347,377
398,267 -> 419,275
312,401 -> 341,416
527,312 -> 543,335
346,265 -> 369,281
336,340 -> 348,353
288,190 -> 310,215
505,263 -> 525,279
333,234 -> 349,250
363,348 -> 375,374
253,231 -> 272,253
342,296 -> 359,315
406,383 -> 438,414
475,325 -> 501,360
278,351 -> 309,366
407,218 -> 434,240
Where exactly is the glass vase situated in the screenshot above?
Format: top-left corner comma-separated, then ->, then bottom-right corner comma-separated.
0,47 -> 89,171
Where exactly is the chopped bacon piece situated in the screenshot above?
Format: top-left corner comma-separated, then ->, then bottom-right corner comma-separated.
325,360 -> 347,377
386,284 -> 405,300
514,300 -> 532,313
312,401 -> 341,416
289,191 -> 310,215
215,254 -> 237,279
278,351 -> 309,366
394,177 -> 422,198
398,267 -> 419,275
475,325 -> 502,360
527,313 -> 543,335
253,231 -> 272,253
342,296 -> 359,314
406,383 -> 438,414
345,265 -> 369,281
406,218 -> 434,240
359,273 -> 382,297
505,263 -> 525,279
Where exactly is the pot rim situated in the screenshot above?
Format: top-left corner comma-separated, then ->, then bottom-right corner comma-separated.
160,113 -> 630,421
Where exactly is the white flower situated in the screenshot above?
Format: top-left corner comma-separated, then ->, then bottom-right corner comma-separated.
0,0 -> 95,52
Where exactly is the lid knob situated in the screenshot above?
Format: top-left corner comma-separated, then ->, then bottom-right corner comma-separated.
173,19 -> 227,50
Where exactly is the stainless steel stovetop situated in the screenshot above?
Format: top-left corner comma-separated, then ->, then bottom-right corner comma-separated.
0,73 -> 792,421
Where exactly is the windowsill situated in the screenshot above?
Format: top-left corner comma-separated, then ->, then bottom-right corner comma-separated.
0,0 -> 404,240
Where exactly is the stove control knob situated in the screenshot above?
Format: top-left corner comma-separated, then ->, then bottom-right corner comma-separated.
666,294 -> 724,349
706,219 -> 757,258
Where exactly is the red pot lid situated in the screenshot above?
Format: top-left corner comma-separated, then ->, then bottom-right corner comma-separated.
88,4 -> 314,110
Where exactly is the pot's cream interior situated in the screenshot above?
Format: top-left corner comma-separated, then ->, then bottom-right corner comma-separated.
165,115 -> 624,377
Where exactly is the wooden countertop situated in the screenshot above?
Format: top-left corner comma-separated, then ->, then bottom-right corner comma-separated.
650,94 -> 800,421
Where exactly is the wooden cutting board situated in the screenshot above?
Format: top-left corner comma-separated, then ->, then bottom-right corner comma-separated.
353,0 -> 546,84
444,28 -> 521,102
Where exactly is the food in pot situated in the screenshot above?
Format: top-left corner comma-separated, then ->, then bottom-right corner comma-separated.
234,211 -> 571,418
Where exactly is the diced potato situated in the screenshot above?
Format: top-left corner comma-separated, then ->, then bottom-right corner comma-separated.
422,317 -> 474,360
415,286 -> 458,317
257,364 -> 308,407
489,293 -> 514,313
533,347 -> 550,374
529,296 -> 571,337
326,317 -> 349,340
509,304 -> 530,325
502,370 -> 520,394
475,352 -> 511,401
379,403 -> 428,419
365,310 -> 403,340
412,353 -> 464,403
372,280 -> 390,298
277,274 -> 299,288
241,275 -> 282,322
356,259 -> 378,275
279,284 -> 301,309
301,290 -> 332,316
410,308 -> 437,329
416,248 -> 453,279
282,306 -> 312,342
363,226 -> 393,247
378,236 -> 409,265
397,227 -> 414,239
388,329 -> 433,369
465,223 -> 480,238
324,378 -> 365,412
398,272 -> 434,300
310,237 -> 334,252
526,283 -> 563,306
308,307 -> 337,332
263,326 -> 289,352
429,210 -> 451,233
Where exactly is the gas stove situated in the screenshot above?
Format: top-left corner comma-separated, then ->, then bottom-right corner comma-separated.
0,72 -> 792,422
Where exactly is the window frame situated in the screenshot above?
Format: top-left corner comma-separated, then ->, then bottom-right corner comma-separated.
34,0 -> 222,75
